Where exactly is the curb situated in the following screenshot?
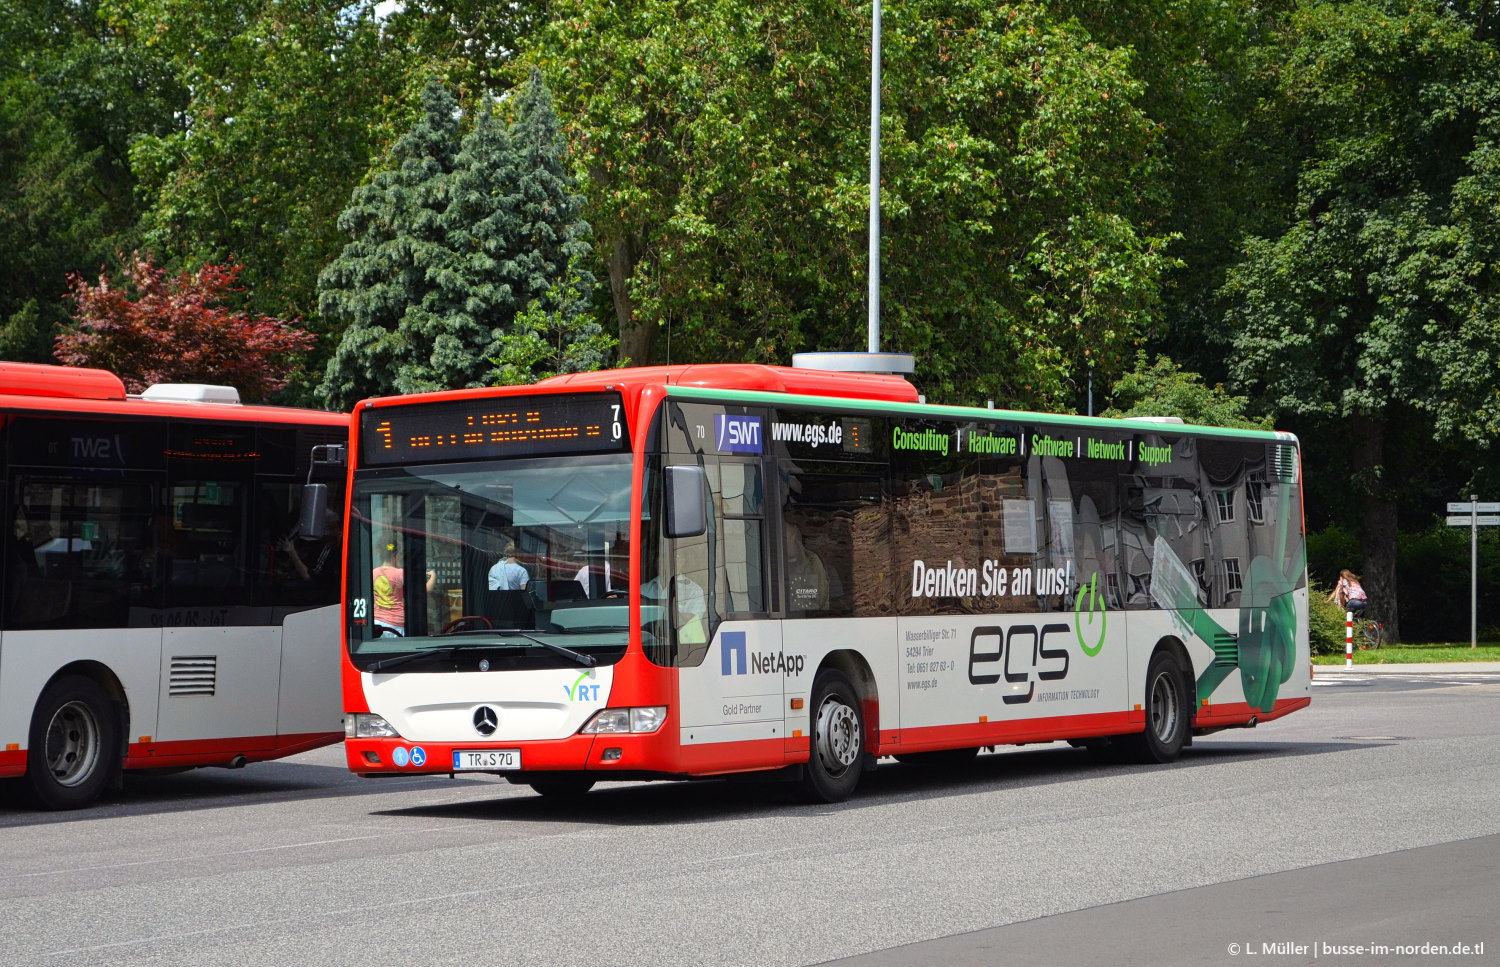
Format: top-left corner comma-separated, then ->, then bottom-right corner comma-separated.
1312,662 -> 1500,675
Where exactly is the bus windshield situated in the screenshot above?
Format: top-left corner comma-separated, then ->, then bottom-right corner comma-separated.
346,454 -> 641,671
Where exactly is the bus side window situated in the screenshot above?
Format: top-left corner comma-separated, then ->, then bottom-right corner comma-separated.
779,466 -> 880,618
714,461 -> 765,614
5,477 -> 157,630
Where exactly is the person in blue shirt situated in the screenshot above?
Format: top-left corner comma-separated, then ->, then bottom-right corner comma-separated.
488,540 -> 530,591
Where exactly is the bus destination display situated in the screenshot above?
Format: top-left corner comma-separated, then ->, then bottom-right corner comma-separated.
360,393 -> 628,465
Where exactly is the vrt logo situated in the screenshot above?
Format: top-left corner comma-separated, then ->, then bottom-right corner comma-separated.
563,673 -> 600,702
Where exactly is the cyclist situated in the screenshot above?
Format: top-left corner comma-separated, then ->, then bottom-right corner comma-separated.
1329,568 -> 1367,614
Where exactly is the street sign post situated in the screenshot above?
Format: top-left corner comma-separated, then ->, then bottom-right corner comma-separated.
1446,495 -> 1496,648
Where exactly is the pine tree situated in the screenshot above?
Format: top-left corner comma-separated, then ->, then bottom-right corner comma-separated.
488,67 -> 597,380
433,97 -> 523,388
317,73 -> 600,405
316,80 -> 461,409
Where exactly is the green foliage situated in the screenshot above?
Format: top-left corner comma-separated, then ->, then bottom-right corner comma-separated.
490,270 -> 618,385
1307,582 -> 1350,656
380,0 -> 548,100
317,79 -> 463,409
1396,523 -> 1500,643
1103,352 -> 1271,428
1220,2 -> 1500,437
529,0 -> 1178,406
127,0 -> 416,398
318,74 -> 595,408
0,0 -> 184,363
1309,522 -> 1500,643
1306,523 -> 1362,588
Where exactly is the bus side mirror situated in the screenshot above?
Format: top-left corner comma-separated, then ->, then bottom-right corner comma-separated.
665,466 -> 707,538
300,484 -> 331,539
299,444 -> 346,539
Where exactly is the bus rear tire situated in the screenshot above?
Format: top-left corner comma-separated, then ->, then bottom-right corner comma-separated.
1125,650 -> 1189,764
799,669 -> 864,803
528,778 -> 595,798
26,676 -> 121,810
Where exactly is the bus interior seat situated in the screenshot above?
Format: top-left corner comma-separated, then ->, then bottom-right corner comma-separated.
543,579 -> 586,602
485,589 -> 534,629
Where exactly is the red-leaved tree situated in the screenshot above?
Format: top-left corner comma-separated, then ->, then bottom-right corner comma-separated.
56,252 -> 317,402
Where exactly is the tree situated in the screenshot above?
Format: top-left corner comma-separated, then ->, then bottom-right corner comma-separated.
528,0 -> 1176,407
318,74 -> 596,407
490,269 -> 617,384
0,0 -> 185,363
1217,0 -> 1500,641
507,68 -> 594,329
1103,352 -> 1270,429
317,79 -> 463,409
127,0 -> 417,399
56,251 -> 315,400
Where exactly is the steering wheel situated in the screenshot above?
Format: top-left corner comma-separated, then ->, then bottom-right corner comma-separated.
440,615 -> 493,635
372,623 -> 403,638
602,590 -> 628,600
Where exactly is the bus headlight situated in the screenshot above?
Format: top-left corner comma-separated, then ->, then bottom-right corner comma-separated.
580,707 -> 667,734
345,713 -> 401,739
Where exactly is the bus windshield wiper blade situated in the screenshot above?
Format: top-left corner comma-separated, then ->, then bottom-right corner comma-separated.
514,632 -> 597,667
367,645 -> 463,673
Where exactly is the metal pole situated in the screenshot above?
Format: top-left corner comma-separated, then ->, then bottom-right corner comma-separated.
867,0 -> 882,354
1473,493 -> 1478,649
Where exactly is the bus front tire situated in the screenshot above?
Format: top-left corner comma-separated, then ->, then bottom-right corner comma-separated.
1125,650 -> 1190,764
800,669 -> 864,803
26,676 -> 121,810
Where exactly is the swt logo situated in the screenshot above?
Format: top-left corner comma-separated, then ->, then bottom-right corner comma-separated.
563,673 -> 601,702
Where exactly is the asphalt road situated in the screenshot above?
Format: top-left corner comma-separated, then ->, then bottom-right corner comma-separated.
1,668 -> 1497,967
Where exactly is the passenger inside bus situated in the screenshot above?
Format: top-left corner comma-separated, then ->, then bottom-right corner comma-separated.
784,519 -> 829,612
487,539 -> 530,591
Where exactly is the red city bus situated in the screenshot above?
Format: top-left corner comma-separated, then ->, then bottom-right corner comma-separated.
0,363 -> 347,808
341,364 -> 1309,802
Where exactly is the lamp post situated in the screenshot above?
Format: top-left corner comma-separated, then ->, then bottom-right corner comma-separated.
867,0 -> 882,354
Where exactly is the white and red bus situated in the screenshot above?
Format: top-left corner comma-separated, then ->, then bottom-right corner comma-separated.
341,364 -> 1309,802
0,363 -> 347,808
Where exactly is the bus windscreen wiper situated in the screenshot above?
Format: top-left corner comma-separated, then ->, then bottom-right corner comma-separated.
420,628 -> 598,667
512,632 -> 597,667
368,645 -> 465,673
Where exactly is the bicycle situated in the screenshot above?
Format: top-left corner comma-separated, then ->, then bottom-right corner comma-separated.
1360,618 -> 1384,650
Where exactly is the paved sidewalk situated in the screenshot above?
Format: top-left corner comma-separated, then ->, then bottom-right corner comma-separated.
1312,661 -> 1500,675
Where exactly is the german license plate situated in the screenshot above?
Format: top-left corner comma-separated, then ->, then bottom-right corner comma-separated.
453,749 -> 521,771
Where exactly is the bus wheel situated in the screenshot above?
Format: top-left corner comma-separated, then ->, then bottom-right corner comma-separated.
1127,650 -> 1189,764
528,778 -> 595,798
26,676 -> 120,810
801,669 -> 863,803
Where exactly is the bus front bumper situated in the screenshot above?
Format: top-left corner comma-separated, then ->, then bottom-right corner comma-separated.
346,729 -> 678,778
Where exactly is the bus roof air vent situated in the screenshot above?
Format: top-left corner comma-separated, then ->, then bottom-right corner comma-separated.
0,362 -> 127,401
140,383 -> 242,405
1122,416 -> 1186,424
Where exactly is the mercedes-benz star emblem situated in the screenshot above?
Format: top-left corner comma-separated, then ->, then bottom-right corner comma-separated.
478,658 -> 490,672
472,705 -> 499,736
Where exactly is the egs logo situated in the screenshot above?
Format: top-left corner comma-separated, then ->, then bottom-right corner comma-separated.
967,623 -> 1070,704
